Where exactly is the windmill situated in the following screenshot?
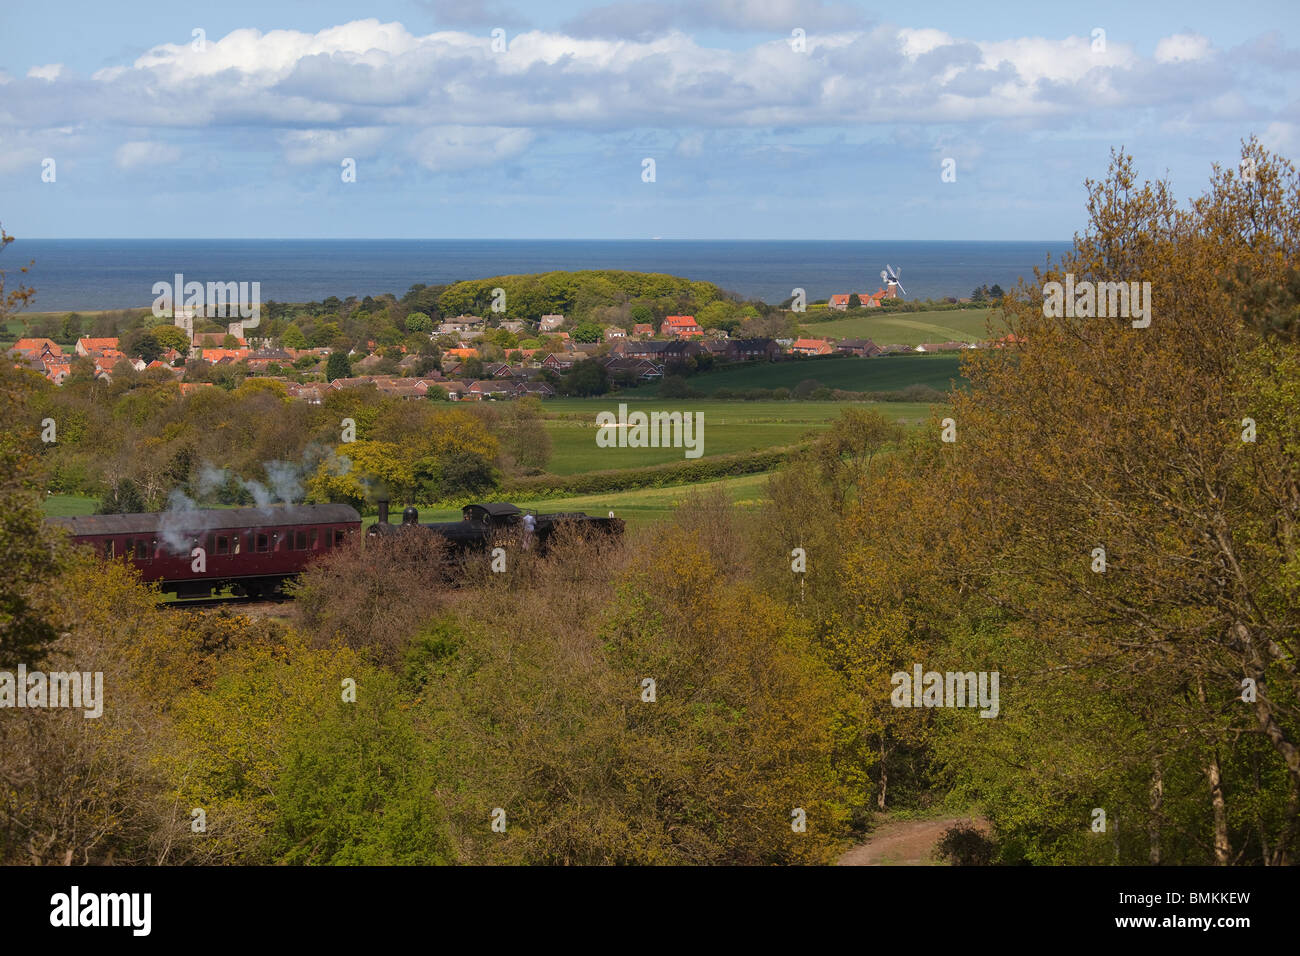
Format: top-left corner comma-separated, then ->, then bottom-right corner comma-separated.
880,264 -> 906,297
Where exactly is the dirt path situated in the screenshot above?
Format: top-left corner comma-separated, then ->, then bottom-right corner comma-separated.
837,816 -> 988,866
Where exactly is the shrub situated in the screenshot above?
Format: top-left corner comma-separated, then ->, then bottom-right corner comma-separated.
936,824 -> 998,866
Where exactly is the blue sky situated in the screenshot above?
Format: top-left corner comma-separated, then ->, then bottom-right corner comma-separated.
1,0 -> 1296,239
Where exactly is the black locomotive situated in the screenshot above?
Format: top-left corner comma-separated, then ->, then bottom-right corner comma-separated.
367,500 -> 624,554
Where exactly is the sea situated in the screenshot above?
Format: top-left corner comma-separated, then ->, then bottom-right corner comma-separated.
11,239 -> 1074,312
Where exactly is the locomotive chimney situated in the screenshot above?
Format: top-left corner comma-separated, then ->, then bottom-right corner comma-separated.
377,499 -> 389,524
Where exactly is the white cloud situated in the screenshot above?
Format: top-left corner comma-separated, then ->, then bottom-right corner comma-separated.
1154,33 -> 1212,64
409,126 -> 534,172
279,127 -> 389,164
114,141 -> 182,169
27,63 -> 64,81
0,17 -> 1285,178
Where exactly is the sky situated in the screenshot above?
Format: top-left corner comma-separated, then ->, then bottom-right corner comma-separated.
0,0 -> 1296,239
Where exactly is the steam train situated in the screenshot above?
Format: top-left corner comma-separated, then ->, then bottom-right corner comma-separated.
47,500 -> 623,599
47,504 -> 362,599
367,500 -> 625,554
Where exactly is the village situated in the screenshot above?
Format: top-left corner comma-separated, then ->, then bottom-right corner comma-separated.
7,278 -> 1014,402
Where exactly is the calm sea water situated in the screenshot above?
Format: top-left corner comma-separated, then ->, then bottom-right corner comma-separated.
12,239 -> 1073,311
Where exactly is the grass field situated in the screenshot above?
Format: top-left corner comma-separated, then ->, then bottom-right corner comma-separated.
619,354 -> 966,399
799,308 -> 999,345
539,399 -> 939,473
43,494 -> 100,517
42,475 -> 774,532
369,472 -> 774,529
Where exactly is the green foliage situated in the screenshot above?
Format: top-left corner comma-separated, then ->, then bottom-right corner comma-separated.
326,351 -> 351,381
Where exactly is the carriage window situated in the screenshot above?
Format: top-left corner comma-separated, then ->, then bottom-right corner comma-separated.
233,534 -> 241,554
104,540 -> 115,559
293,530 -> 309,551
130,539 -> 152,562
255,533 -> 271,553
209,533 -> 232,555
333,529 -> 347,547
310,529 -> 318,550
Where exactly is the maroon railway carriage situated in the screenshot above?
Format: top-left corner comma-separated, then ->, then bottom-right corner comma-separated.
48,504 -> 361,598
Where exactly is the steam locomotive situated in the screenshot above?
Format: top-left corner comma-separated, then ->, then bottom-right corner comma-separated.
367,500 -> 624,554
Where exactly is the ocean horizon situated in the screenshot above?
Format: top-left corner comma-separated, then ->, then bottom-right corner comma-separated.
10,239 -> 1074,312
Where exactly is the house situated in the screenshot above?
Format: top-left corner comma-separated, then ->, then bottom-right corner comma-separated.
511,381 -> 556,399
468,380 -> 512,399
193,347 -> 251,364
542,352 -> 576,371
442,381 -> 472,400
11,337 -> 62,358
286,383 -> 325,404
835,338 -> 883,357
877,344 -> 916,355
828,294 -> 874,311
246,349 -> 293,372
42,356 -> 73,384
725,338 -> 782,362
612,339 -> 704,362
498,320 -> 526,334
567,342 -> 600,356
484,362 -> 515,378
915,342 -> 971,353
75,337 -> 118,357
539,315 -> 565,333
790,338 -> 834,356
445,347 -> 480,361
604,357 -> 664,382
603,326 -> 627,342
701,340 -> 730,357
660,315 -> 703,338
632,323 -> 655,338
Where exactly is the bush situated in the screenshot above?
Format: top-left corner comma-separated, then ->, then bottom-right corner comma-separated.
936,824 -> 998,866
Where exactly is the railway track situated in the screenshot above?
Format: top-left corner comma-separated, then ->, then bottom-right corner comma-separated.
159,594 -> 292,611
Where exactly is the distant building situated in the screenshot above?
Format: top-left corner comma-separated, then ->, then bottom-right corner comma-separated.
660,315 -> 703,338
725,338 -> 781,362
835,338 -> 882,357
790,338 -> 834,356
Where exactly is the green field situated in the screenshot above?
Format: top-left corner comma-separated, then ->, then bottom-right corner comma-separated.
371,472 -> 774,529
539,399 -> 938,473
43,475 -> 775,532
620,354 -> 966,399
800,307 -> 999,345
43,494 -> 100,517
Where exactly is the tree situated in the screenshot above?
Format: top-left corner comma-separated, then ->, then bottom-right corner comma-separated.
847,294 -> 861,310
572,321 -> 603,343
281,324 -> 307,349
562,359 -> 609,397
222,333 -> 240,348
405,312 -> 433,334
326,352 -> 352,381
151,324 -> 190,356
0,363 -> 66,665
928,142 -> 1300,864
